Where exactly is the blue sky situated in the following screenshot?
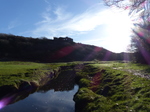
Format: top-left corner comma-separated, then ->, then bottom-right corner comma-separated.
0,0 -> 133,53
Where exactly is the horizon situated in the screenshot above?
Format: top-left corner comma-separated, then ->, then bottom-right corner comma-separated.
0,33 -> 132,54
0,0 -> 133,53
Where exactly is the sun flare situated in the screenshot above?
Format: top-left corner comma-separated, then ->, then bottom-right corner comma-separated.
103,9 -> 133,53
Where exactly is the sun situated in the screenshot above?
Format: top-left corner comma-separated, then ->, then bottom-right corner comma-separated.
103,9 -> 133,53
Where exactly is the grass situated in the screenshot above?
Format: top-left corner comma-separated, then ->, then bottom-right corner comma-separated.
90,61 -> 150,74
74,62 -> 150,112
0,61 -> 46,75
0,61 -> 67,87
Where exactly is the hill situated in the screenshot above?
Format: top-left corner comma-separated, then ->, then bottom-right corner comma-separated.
0,33 -> 130,62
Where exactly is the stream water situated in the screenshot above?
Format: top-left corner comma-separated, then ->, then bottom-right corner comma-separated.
0,85 -> 78,112
0,69 -> 78,112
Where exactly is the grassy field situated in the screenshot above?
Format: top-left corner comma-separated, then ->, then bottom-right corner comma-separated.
0,61 -> 67,87
91,61 -> 150,70
74,61 -> 150,112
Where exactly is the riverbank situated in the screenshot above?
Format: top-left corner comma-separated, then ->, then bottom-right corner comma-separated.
0,61 -> 72,100
0,62 -> 78,111
73,62 -> 150,112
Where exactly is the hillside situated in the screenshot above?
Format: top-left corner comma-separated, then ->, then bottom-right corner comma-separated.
0,33 -> 129,62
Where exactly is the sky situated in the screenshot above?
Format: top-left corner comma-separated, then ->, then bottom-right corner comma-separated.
0,0 -> 133,53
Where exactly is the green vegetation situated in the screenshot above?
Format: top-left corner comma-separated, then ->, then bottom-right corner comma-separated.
0,61 -> 66,87
74,62 -> 150,112
91,61 -> 150,72
74,88 -> 113,112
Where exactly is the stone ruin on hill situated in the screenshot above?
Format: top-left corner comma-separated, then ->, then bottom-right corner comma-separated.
53,37 -> 73,43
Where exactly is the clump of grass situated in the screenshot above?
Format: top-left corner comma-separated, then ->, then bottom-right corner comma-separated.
79,78 -> 91,88
74,88 -> 114,112
75,64 -> 101,84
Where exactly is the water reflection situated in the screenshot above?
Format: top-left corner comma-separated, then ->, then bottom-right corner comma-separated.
0,69 -> 78,112
0,85 -> 78,112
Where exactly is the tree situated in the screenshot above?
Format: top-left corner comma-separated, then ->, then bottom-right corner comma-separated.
104,0 -> 149,19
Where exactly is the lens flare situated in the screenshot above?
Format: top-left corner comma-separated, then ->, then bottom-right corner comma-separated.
0,101 -> 5,109
0,99 -> 7,109
0,97 -> 12,110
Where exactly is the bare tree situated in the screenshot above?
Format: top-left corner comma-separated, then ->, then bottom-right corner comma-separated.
104,0 -> 149,23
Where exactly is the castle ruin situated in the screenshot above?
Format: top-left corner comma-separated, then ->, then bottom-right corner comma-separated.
53,37 -> 73,43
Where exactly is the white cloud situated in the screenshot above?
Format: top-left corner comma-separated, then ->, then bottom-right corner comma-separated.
63,11 -> 103,31
31,3 -> 107,38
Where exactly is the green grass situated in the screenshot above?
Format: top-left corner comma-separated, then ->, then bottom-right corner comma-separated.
0,61 -> 46,75
74,88 -> 114,112
90,61 -> 150,73
0,61 -> 67,87
74,62 -> 150,112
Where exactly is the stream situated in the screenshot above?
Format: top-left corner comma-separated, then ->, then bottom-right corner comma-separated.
0,69 -> 78,112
